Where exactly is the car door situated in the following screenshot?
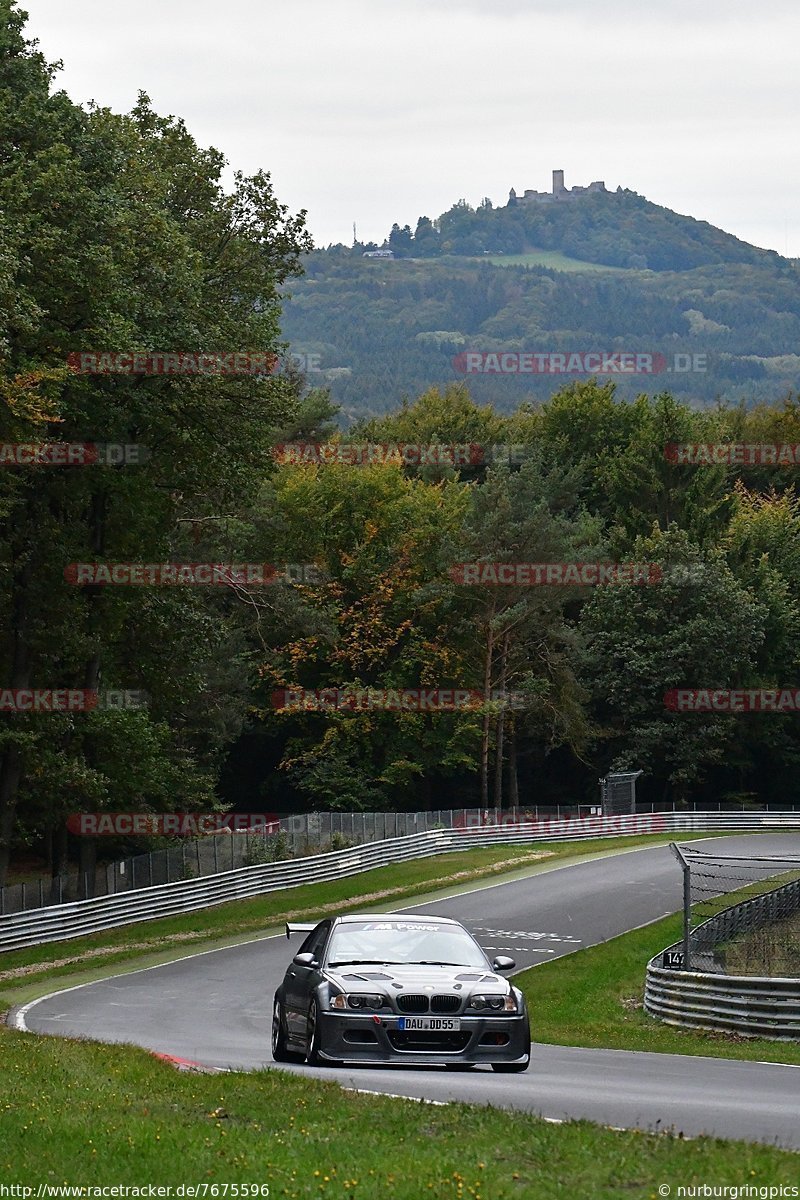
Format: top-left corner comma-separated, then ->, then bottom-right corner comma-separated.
284,921 -> 330,1041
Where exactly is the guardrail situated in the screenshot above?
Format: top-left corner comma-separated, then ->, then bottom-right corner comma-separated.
645,872 -> 800,1039
2,810 -> 800,954
645,960 -> 800,1040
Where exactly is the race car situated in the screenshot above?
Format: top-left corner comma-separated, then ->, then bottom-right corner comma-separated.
271,913 -> 531,1071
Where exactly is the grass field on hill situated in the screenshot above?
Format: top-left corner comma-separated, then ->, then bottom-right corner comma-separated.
479,249 -> 630,272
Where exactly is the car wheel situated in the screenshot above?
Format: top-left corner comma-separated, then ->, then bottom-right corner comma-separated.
491,1041 -> 531,1073
491,1058 -> 530,1072
306,998 -> 338,1067
272,998 -> 302,1063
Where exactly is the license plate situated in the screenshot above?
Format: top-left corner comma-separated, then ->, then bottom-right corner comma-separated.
397,1017 -> 461,1031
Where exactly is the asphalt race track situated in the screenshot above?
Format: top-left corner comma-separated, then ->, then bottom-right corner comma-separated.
14,835 -> 800,1149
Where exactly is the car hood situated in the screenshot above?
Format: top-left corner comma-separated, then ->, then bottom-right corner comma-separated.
324,962 -> 508,992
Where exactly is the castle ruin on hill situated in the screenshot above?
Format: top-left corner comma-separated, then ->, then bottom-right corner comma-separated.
509,169 -> 614,205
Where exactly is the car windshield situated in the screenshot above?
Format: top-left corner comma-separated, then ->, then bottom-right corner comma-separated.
326,920 -> 487,968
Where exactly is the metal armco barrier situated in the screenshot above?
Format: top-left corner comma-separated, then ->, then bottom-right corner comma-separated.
2,810 -> 800,954
645,960 -> 800,1040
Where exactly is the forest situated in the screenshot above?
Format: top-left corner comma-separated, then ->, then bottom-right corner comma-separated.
280,250 -> 800,417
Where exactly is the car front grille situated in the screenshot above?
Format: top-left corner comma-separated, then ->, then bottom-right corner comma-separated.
430,994 -> 461,1013
396,993 -> 429,1013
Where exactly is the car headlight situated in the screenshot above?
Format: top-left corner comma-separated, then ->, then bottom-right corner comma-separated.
331,993 -> 386,1010
468,994 -> 506,1011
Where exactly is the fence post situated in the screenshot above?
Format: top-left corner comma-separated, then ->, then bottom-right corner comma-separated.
148,853 -> 153,887
39,879 -> 44,908
21,881 -> 26,911
682,861 -> 691,968
670,842 -> 691,970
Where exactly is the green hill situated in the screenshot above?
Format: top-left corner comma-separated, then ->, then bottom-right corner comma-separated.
280,190 -> 800,420
379,188 -> 785,272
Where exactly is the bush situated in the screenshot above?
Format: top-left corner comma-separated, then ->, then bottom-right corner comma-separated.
243,831 -> 292,866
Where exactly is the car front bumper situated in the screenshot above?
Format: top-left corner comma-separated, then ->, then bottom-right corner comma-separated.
316,1010 -> 531,1065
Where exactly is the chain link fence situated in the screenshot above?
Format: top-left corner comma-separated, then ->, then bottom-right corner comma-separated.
3,798 -> 799,919
0,831 -> 292,916
671,844 -> 800,975
1,805 -> 593,916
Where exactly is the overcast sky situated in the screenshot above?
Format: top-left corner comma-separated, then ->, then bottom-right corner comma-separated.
20,0 -> 800,256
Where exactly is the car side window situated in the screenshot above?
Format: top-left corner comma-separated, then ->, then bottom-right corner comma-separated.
299,922 -> 329,962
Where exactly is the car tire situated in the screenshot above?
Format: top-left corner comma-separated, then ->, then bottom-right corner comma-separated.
491,1057 -> 530,1072
272,998 -> 302,1063
492,1024 -> 531,1072
306,999 -> 339,1067
491,1036 -> 531,1073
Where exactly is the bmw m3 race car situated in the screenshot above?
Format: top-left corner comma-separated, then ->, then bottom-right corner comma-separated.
271,913 -> 531,1071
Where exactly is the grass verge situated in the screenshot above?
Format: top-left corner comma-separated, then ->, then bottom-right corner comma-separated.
0,834 -> 687,1008
516,913 -> 800,1065
1,1024 -> 797,1196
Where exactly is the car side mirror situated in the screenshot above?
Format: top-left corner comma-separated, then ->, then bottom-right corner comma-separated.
293,952 -> 318,968
492,955 -> 516,972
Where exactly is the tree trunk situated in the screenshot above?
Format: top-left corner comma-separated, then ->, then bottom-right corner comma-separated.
77,489 -> 107,898
0,747 -> 24,889
480,610 -> 496,810
53,823 -> 69,878
0,560 -> 33,887
492,632 -> 510,811
507,719 -> 520,810
493,711 -> 505,812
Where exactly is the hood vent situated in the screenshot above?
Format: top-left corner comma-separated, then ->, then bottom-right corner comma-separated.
342,971 -> 393,981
